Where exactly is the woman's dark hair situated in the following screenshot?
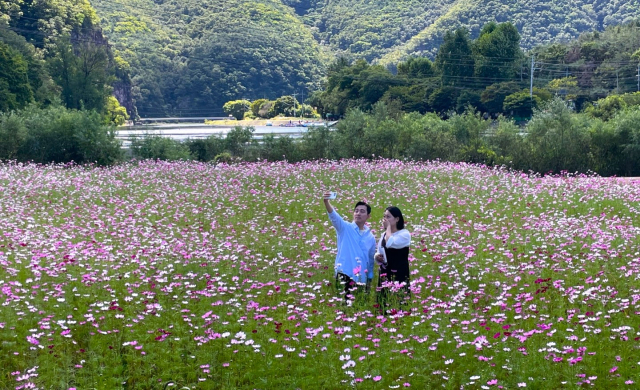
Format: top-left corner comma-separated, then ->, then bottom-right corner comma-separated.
386,206 -> 404,230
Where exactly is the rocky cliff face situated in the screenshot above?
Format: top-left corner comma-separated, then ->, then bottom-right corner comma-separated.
112,78 -> 138,120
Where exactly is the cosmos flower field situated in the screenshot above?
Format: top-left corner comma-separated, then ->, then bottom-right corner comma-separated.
2,160 -> 640,389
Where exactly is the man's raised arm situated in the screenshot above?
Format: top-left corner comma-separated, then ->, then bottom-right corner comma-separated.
322,191 -> 335,214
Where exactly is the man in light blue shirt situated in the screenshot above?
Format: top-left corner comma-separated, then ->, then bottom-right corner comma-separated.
323,192 -> 376,302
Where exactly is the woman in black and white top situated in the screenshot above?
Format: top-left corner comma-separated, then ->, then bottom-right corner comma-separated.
375,206 -> 411,306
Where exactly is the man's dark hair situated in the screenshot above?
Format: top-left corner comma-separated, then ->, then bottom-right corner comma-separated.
354,201 -> 371,215
386,206 -> 405,230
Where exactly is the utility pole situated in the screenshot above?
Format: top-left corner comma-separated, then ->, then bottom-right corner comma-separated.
291,92 -> 299,118
637,64 -> 639,92
530,56 -> 535,98
300,89 -> 304,118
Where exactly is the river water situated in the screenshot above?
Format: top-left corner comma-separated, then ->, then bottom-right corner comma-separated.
116,124 -> 315,147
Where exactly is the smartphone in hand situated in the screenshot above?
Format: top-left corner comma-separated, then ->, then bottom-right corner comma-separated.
326,191 -> 338,199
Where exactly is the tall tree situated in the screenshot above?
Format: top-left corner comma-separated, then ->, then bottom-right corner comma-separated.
47,35 -> 113,112
435,28 -> 474,87
473,22 -> 524,86
397,57 -> 435,78
0,41 -> 33,111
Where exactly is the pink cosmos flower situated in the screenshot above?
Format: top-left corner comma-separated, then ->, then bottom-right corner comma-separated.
26,336 -> 39,345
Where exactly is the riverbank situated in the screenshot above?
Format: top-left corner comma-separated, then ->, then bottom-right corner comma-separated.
205,117 -> 325,126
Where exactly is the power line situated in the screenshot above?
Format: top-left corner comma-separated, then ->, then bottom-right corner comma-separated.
9,1 -> 640,107
11,2 -> 640,72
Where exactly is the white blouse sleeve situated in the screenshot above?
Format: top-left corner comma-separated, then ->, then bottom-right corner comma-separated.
385,229 -> 411,249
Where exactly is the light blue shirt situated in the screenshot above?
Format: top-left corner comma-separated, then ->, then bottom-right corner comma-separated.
327,209 -> 376,283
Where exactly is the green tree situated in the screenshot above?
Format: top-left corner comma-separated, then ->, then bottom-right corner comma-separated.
0,26 -> 59,106
610,108 -> 640,176
334,108 -> 369,158
588,119 -> 621,176
428,86 -> 459,116
250,98 -> 268,117
272,96 -> 299,117
547,77 -> 579,100
47,35 -> 113,112
481,82 -> 521,115
0,110 -> 27,159
456,90 -> 483,113
356,65 -> 398,111
397,57 -> 435,78
448,108 -> 493,163
260,134 -> 299,161
299,124 -> 336,160
6,104 -> 122,165
381,85 -> 429,114
258,101 -> 276,119
487,117 -> 531,169
435,28 -> 474,86
405,113 -> 459,161
103,96 -> 129,125
186,135 -> 226,162
0,41 -> 33,111
473,22 -> 524,86
317,59 -> 397,116
525,98 -> 591,173
225,126 -> 254,156
223,99 -> 251,120
584,94 -> 627,121
130,135 -> 192,161
503,88 -> 552,118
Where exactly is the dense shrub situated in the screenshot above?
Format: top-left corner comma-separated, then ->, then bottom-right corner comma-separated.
298,125 -> 337,160
525,98 -> 592,173
129,135 -> 192,161
260,134 -> 300,161
0,104 -> 122,165
186,135 -> 226,162
609,107 -> 640,176
4,100 -> 640,176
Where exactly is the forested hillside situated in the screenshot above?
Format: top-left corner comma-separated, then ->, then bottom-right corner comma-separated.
286,0 -> 640,65
4,0 -> 640,118
1,0 -> 136,116
376,0 -> 640,64
309,20 -> 640,122
88,0 -> 640,117
296,0 -> 457,62
90,0 -> 329,117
